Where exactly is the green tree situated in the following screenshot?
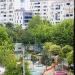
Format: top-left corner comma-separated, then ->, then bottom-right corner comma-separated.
13,25 -> 23,42
28,16 -> 52,44
28,15 -> 42,29
33,23 -> 51,43
66,50 -> 73,65
43,42 -> 53,50
0,26 -> 21,75
25,62 -> 31,75
50,19 -> 74,46
5,22 -> 14,29
41,42 -> 53,65
0,23 -> 5,27
62,45 -> 73,58
21,29 -> 34,44
50,45 -> 62,56
42,42 -> 62,65
6,24 -> 24,43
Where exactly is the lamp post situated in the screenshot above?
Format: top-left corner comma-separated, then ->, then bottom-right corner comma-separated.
22,46 -> 25,75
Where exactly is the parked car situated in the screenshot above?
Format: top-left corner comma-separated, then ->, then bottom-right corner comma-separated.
54,64 -> 67,75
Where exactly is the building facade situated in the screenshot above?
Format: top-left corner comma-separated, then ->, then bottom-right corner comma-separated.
30,0 -> 74,24
0,0 -> 14,23
0,0 -> 32,28
14,9 -> 32,28
30,0 -> 50,20
0,0 -> 74,27
50,0 -> 74,24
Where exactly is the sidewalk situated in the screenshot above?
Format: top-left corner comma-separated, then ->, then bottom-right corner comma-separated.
43,66 -> 55,75
43,63 -> 58,75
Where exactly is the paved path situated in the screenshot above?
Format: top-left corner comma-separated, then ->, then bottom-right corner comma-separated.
43,63 -> 58,75
31,65 -> 45,75
29,61 -> 46,75
43,66 -> 54,75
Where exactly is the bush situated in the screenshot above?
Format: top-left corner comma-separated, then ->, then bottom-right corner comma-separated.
25,62 -> 31,75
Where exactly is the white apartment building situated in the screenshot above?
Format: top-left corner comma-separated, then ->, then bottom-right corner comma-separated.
30,0 -> 74,24
0,0 -> 14,23
0,0 -> 26,24
0,0 -> 74,26
30,0 -> 50,20
14,8 -> 32,29
50,0 -> 74,24
0,0 -> 31,28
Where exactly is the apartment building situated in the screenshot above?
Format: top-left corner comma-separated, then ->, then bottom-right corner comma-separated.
0,0 -> 74,27
30,0 -> 74,24
50,0 -> 74,24
30,0 -> 50,20
0,0 -> 32,28
14,8 -> 32,28
0,0 -> 14,23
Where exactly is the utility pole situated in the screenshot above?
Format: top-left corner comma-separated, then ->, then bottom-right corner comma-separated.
23,46 -> 25,75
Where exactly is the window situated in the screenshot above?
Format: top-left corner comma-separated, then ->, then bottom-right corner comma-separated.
44,13 -> 46,15
35,6 -> 40,8
25,24 -> 27,26
21,17 -> 22,19
66,14 -> 69,17
24,20 -> 28,23
38,9 -> 40,11
9,0 -> 12,2
18,16 -> 19,19
24,16 -> 32,19
20,20 -> 21,23
9,15 -> 12,17
9,19 -> 12,21
66,3 -> 70,5
38,2 -> 40,4
9,11 -> 13,13
25,13 -> 32,15
70,14 -> 73,16
1,11 -> 3,13
17,13 -> 18,15
56,22 -> 60,23
35,2 -> 40,4
4,15 -> 6,17
21,0 -> 24,2
58,12 -> 60,14
18,47 -> 21,49
56,5 -> 60,10
0,0 -> 6,2
43,6 -> 47,8
43,9 -> 46,11
55,13 -> 60,20
35,13 -> 39,15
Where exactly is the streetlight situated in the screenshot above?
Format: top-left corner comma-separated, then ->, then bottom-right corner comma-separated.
22,46 -> 25,75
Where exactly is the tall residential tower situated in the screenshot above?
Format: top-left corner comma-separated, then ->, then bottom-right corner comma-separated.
0,0 -> 14,23
0,0 -> 32,28
30,0 -> 74,24
0,0 -> 74,27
